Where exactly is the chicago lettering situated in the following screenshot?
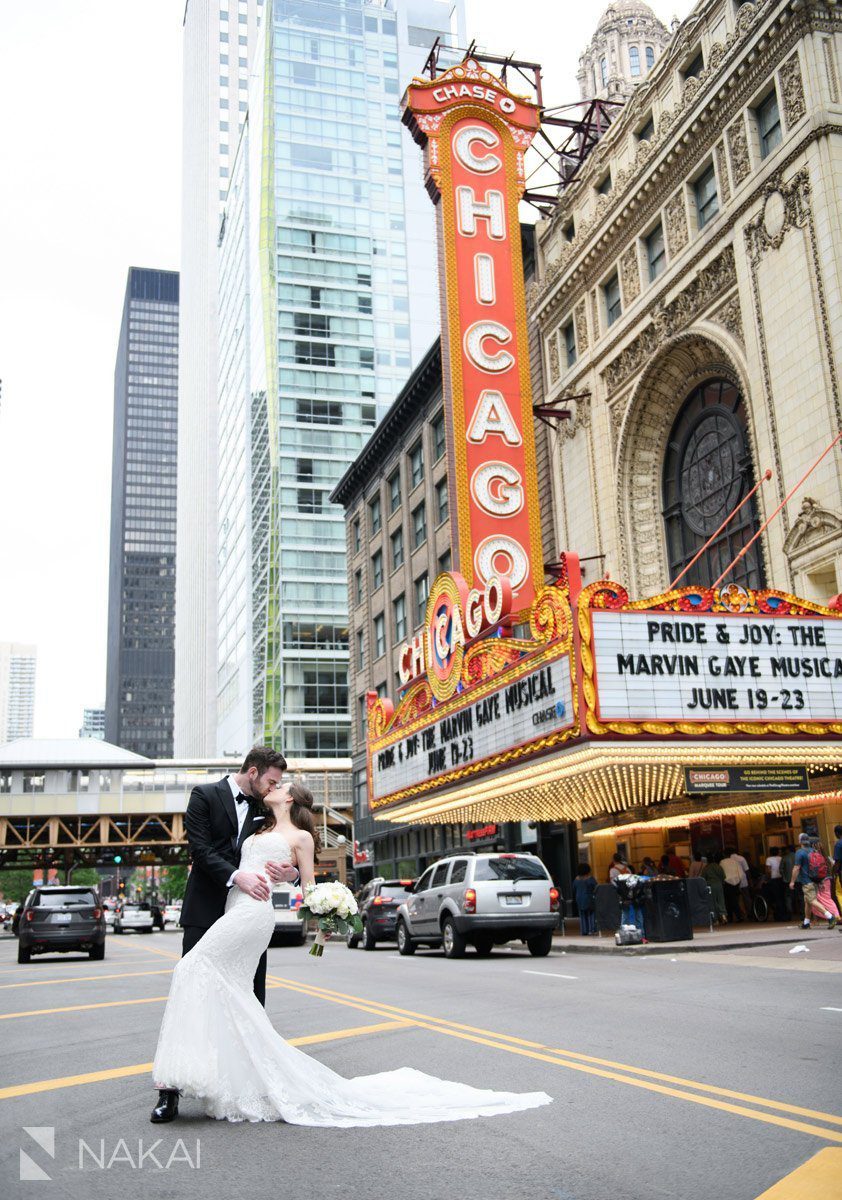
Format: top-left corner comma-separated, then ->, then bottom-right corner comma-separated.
453,124 -> 530,592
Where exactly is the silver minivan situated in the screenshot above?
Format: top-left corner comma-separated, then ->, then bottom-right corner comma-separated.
396,852 -> 559,959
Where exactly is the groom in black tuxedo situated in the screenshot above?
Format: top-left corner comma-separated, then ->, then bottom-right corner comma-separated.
152,745 -> 299,1123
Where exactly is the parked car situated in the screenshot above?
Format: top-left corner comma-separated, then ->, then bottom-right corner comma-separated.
347,879 -> 415,950
395,852 -> 560,959
103,903 -> 117,928
163,903 -> 181,926
113,902 -> 155,934
16,885 -> 106,963
269,882 -> 306,946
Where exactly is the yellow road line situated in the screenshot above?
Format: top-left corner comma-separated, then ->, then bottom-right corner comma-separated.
542,1045 -> 842,1128
0,980 -> 394,1024
0,996 -> 171,1020
266,975 -> 842,1144
0,968 -> 173,991
289,1019 -> 411,1046
0,957 -> 172,976
754,1148 -> 842,1197
4,956 -> 837,1143
0,1019 -> 412,1100
107,939 -> 180,961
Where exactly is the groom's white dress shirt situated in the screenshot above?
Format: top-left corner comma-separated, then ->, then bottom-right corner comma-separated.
226,775 -> 250,889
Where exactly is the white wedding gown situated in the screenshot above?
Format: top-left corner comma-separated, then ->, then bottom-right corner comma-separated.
152,830 -> 553,1125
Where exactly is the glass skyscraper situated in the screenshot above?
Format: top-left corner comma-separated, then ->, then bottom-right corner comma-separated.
216,0 -> 464,757
106,268 -> 179,758
0,643 -> 37,744
175,0 -> 265,758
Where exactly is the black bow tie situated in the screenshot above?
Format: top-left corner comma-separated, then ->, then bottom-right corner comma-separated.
235,794 -> 248,805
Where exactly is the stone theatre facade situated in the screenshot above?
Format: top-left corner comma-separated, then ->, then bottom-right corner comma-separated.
534,0 -> 842,606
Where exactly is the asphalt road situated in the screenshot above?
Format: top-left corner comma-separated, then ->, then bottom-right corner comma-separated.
1,927 -> 841,1200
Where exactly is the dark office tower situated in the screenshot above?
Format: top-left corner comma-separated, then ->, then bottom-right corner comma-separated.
106,268 -> 179,757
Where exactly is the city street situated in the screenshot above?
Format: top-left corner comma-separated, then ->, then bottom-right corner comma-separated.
1,928 -> 841,1200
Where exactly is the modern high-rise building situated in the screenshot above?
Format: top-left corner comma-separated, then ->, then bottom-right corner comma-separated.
0,643 -> 36,743
105,268 -> 179,758
175,0 -> 265,757
213,0 -> 465,757
79,707 -> 106,740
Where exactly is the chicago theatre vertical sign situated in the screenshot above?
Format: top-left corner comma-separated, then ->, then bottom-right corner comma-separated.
403,61 -> 543,613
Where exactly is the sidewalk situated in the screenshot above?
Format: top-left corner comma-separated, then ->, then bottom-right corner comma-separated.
551,918 -> 841,955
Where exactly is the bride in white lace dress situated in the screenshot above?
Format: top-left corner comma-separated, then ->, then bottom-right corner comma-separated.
152,781 -> 552,1126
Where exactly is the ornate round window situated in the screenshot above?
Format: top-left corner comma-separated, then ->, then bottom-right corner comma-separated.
662,379 -> 765,590
679,408 -> 745,536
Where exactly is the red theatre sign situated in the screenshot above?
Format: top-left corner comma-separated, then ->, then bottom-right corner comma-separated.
403,61 -> 543,614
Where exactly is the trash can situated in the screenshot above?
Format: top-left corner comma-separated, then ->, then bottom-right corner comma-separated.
642,879 -> 693,942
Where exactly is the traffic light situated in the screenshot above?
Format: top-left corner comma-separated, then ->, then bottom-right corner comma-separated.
113,855 -> 122,864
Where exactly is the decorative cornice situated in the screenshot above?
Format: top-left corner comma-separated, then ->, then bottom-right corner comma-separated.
710,293 -> 744,345
544,122 -> 838,389
601,245 -> 736,392
534,0 -> 840,324
744,166 -> 810,260
782,496 -> 842,560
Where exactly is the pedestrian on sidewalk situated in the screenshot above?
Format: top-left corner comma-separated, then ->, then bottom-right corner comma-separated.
807,840 -> 840,927
659,849 -> 687,878
764,847 -> 786,921
688,851 -> 705,879
572,864 -> 597,936
790,833 -> 837,929
832,825 -> 842,914
728,847 -> 752,918
701,853 -> 728,925
781,843 -> 797,915
721,850 -> 744,923
608,854 -> 631,882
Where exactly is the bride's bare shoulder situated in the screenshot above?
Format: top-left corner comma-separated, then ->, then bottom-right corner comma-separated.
292,827 -> 315,849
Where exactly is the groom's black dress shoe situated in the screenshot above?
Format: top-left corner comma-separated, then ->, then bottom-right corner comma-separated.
150,1090 -> 180,1123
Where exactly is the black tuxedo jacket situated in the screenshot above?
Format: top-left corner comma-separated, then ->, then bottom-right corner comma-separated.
180,777 -> 264,929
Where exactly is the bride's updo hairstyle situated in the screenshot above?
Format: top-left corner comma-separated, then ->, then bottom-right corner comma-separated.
287,782 -> 322,862
258,780 -> 322,862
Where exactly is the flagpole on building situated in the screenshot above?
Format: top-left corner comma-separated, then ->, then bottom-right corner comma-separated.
668,469 -> 772,590
712,429 -> 842,591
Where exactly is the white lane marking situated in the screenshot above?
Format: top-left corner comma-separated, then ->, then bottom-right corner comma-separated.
522,970 -> 578,979
821,1006 -> 842,1012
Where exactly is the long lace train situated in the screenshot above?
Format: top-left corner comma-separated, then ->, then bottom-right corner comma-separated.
152,831 -> 552,1125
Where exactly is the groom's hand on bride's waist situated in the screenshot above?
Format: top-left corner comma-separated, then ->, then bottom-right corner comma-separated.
265,860 -> 299,885
234,871 -> 271,901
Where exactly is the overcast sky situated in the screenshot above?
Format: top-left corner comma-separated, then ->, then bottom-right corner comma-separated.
0,0 -> 693,740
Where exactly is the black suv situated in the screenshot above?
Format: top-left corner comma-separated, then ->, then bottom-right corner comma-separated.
17,885 -> 106,963
347,878 -> 415,951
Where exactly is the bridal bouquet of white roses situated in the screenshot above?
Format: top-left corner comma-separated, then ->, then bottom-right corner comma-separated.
299,881 -> 362,957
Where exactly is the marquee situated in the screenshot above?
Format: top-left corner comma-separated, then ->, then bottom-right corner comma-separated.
376,57 -> 842,828
366,561 -> 842,820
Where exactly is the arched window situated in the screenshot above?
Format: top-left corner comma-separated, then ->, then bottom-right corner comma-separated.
662,379 -> 765,590
600,57 -> 608,86
645,45 -> 655,70
629,46 -> 640,77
